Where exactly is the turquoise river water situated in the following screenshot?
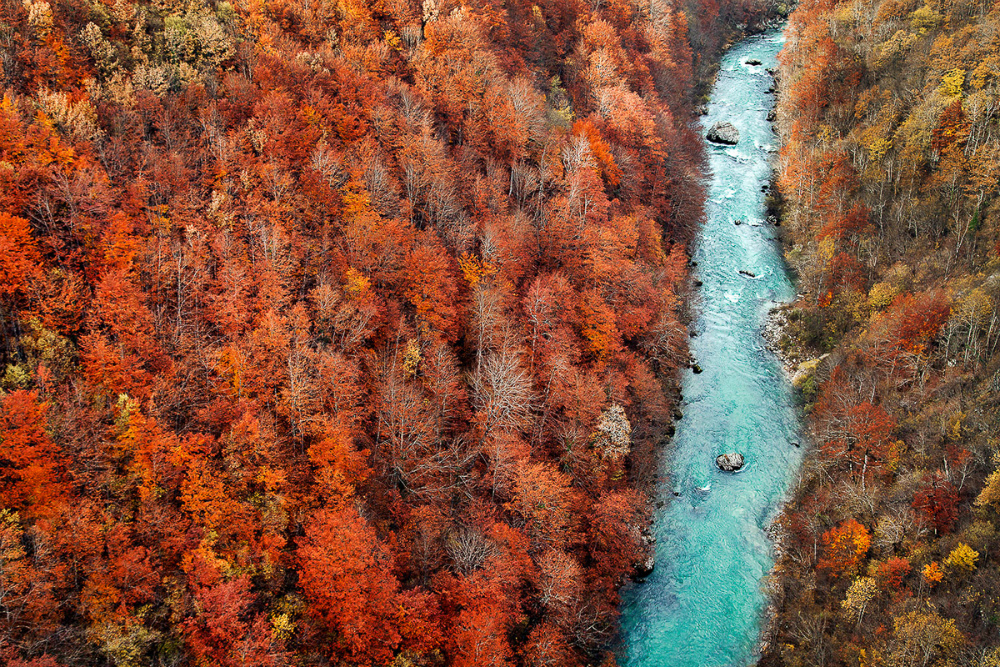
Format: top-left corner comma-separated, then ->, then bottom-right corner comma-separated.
619,28 -> 803,667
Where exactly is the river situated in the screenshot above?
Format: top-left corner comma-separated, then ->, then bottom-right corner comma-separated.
618,27 -> 802,667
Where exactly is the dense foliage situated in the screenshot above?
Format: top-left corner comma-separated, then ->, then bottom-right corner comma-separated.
766,0 -> 1000,663
0,0 -> 781,665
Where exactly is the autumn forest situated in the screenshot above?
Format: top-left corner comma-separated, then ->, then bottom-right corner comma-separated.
766,0 -> 1000,662
4,0 -> 1000,664
0,0 -> 789,665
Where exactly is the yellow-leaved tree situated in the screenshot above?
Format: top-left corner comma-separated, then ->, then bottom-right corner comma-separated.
943,543 -> 979,573
842,576 -> 879,625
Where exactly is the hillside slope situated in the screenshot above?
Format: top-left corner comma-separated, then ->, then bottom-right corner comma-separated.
766,0 -> 1000,663
0,0 -> 777,665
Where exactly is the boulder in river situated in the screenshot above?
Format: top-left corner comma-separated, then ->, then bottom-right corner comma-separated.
634,553 -> 655,580
767,109 -> 777,122
746,58 -> 762,66
706,121 -> 740,145
716,452 -> 745,471
739,270 -> 756,278
633,528 -> 657,580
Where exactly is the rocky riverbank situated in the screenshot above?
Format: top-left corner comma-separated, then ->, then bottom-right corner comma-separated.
761,304 -> 803,374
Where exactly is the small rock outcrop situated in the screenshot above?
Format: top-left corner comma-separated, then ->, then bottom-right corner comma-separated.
767,109 -> 777,121
791,354 -> 830,388
706,121 -> 740,145
716,452 -> 745,471
635,528 -> 657,578
634,553 -> 655,579
739,270 -> 756,278
746,58 -> 762,66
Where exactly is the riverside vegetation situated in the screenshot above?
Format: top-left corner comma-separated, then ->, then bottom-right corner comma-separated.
763,0 -> 1000,663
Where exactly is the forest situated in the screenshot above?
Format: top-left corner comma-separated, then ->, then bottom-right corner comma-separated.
764,0 -> 1000,663
0,0 -> 785,665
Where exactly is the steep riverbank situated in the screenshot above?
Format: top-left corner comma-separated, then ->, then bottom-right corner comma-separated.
758,0 -> 1000,660
619,27 -> 803,667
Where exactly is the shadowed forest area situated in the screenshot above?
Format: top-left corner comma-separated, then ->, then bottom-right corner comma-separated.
765,0 -> 1000,663
0,0 -> 783,665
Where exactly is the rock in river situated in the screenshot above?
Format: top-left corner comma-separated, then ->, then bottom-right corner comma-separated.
706,121 -> 740,145
633,529 -> 657,580
716,452 -> 745,471
634,553 -> 655,579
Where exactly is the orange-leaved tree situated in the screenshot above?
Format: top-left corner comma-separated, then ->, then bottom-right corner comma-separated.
298,504 -> 435,663
817,519 -> 871,578
0,212 -> 40,299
